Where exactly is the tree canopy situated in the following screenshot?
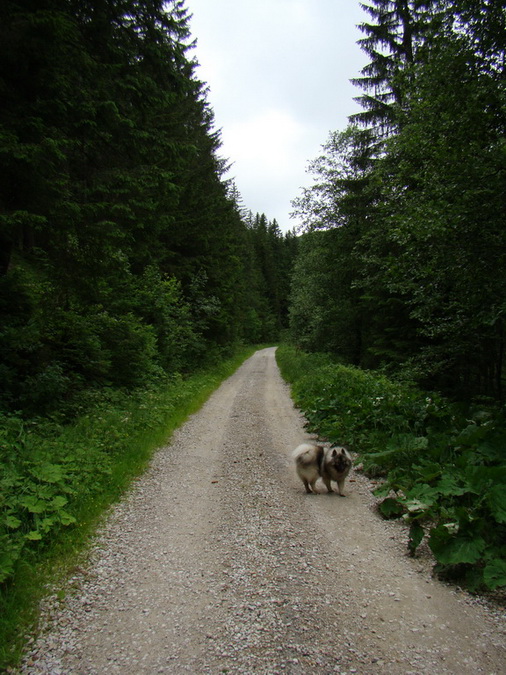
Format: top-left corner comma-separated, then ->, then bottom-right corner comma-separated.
0,0 -> 297,415
290,0 -> 505,399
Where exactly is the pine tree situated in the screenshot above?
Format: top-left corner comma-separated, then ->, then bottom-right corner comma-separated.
0,0 -> 284,411
351,0 -> 438,136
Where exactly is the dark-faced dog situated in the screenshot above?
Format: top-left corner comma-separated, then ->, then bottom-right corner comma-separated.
292,443 -> 352,495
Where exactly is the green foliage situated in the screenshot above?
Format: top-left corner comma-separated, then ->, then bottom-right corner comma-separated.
276,345 -> 439,451
0,2 -> 297,416
277,345 -> 506,592
378,497 -> 404,519
288,228 -> 361,361
350,0 -> 437,133
291,0 -> 505,400
0,0 -> 294,663
483,560 -> 506,591
243,214 -> 297,341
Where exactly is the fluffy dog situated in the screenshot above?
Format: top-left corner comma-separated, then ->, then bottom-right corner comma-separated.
292,443 -> 352,495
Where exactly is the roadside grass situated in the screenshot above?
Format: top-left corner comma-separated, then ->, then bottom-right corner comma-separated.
276,345 -> 506,593
0,345 -> 257,670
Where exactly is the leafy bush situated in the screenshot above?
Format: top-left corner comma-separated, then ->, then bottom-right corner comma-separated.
276,345 -> 506,591
276,345 -> 446,451
373,414 -> 506,590
0,410 -> 115,585
0,259 -> 215,415
134,266 -> 201,372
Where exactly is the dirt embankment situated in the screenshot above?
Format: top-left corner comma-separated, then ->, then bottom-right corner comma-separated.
18,348 -> 505,674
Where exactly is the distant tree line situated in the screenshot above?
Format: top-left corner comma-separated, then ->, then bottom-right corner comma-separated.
0,0 -> 296,416
290,0 -> 505,400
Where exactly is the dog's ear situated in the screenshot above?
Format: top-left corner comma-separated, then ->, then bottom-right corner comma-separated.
331,448 -> 338,458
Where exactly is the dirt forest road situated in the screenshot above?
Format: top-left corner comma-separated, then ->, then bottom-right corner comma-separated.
20,348 -> 505,674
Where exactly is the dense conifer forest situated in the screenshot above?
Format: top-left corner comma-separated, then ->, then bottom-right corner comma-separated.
0,0 -> 296,417
291,0 -> 505,401
0,3 -> 296,634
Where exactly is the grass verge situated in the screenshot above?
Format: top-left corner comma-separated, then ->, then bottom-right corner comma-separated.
0,344 -> 257,670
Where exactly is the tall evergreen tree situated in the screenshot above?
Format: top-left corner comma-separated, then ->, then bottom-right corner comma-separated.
0,0 -> 293,413
363,5 -> 506,395
351,0 -> 438,136
246,213 -> 297,339
290,0 -> 505,397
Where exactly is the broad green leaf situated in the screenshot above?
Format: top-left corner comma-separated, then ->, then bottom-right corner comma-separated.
19,496 -> 46,514
25,531 -> 43,541
51,495 -> 68,509
407,483 -> 438,505
5,515 -> 22,529
455,424 -> 488,448
372,483 -> 392,498
59,511 -> 77,526
436,473 -> 470,497
429,525 -> 485,565
30,463 -> 64,484
378,497 -> 404,519
483,560 -> 506,590
486,485 -> 506,524
40,517 -> 56,532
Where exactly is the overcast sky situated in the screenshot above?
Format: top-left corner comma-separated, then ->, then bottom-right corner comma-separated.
187,0 -> 368,231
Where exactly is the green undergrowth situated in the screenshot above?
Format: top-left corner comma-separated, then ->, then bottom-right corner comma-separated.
0,344 -> 257,670
276,345 -> 506,593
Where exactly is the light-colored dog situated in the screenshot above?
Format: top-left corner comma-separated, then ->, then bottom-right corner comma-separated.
292,443 -> 352,495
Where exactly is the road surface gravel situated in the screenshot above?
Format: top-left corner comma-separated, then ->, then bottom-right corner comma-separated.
18,348 -> 505,674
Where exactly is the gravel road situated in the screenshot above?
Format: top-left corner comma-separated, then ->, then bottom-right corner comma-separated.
18,348 -> 505,674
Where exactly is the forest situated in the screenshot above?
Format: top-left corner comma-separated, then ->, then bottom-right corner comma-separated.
0,0 -> 296,416
0,1 -> 296,658
290,0 -> 505,401
0,0 -> 505,664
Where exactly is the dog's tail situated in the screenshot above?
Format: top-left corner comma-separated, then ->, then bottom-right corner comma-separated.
292,443 -> 324,466
291,443 -> 312,460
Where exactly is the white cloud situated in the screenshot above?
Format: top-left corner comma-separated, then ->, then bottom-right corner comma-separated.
221,109 -> 318,228
223,109 -> 305,173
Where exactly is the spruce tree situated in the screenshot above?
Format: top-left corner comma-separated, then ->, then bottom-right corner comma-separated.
0,0 -> 283,411
351,0 -> 437,136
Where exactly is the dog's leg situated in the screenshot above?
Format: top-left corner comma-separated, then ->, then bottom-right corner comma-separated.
336,479 -> 346,496
323,477 -> 333,493
302,478 -> 313,494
